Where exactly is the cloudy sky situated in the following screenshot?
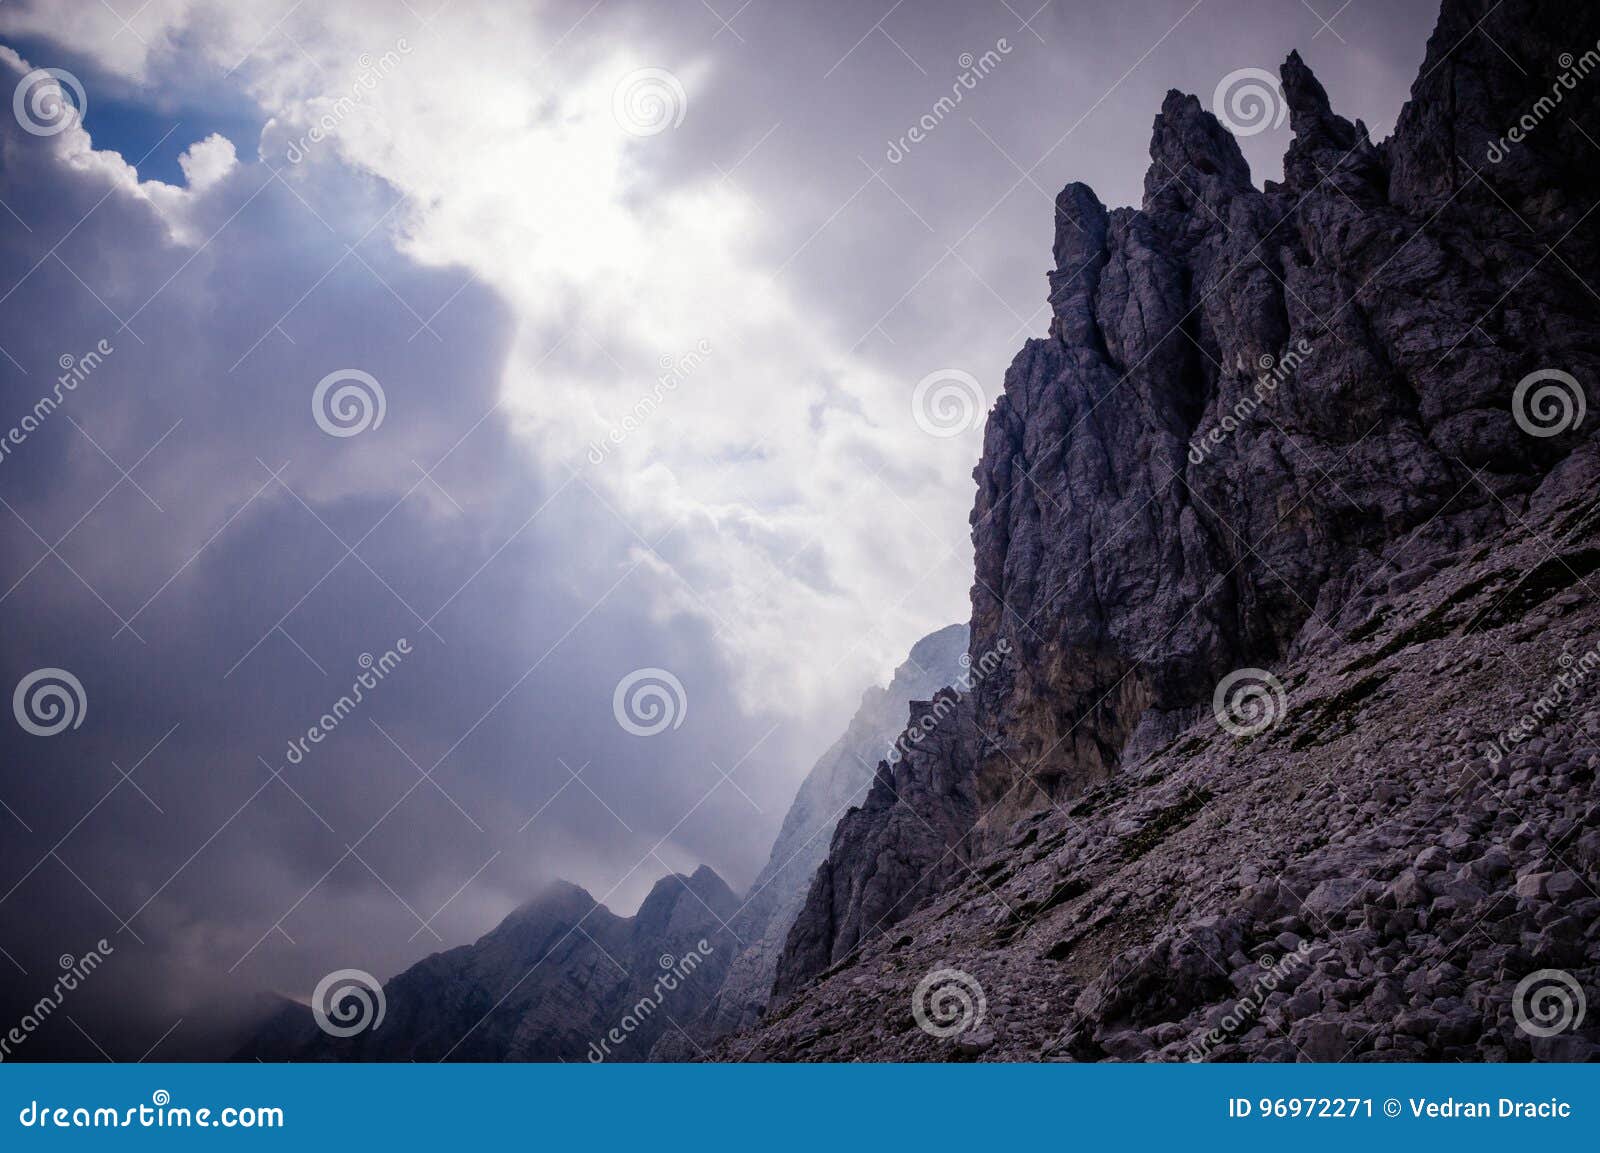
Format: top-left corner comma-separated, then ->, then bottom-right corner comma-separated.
0,0 -> 1438,1057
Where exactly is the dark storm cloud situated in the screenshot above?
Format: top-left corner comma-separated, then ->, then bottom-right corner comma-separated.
0,45 -> 803,1057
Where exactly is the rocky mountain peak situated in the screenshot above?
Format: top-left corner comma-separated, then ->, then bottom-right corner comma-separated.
1280,50 -> 1350,143
1278,51 -> 1380,198
1049,183 -> 1110,346
763,0 -> 1600,1031
1143,89 -> 1253,207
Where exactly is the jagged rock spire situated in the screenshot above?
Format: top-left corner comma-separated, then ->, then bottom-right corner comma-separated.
1142,90 -> 1252,214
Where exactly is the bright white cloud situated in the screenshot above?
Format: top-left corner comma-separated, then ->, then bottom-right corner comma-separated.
0,46 -> 243,246
177,131 -> 237,190
0,1 -> 978,720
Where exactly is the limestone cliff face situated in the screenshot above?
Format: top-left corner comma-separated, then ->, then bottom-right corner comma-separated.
774,0 -> 1600,1002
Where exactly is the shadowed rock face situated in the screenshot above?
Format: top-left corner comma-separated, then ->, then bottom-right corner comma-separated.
650,623 -> 969,1057
770,0 -> 1600,1014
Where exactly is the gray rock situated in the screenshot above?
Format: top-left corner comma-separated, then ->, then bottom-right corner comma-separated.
1516,873 -> 1552,900
957,1027 -> 998,1057
1290,1020 -> 1349,1061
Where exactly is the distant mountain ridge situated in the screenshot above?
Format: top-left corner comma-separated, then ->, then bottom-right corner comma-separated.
239,623 -> 969,1060
240,866 -> 740,1060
